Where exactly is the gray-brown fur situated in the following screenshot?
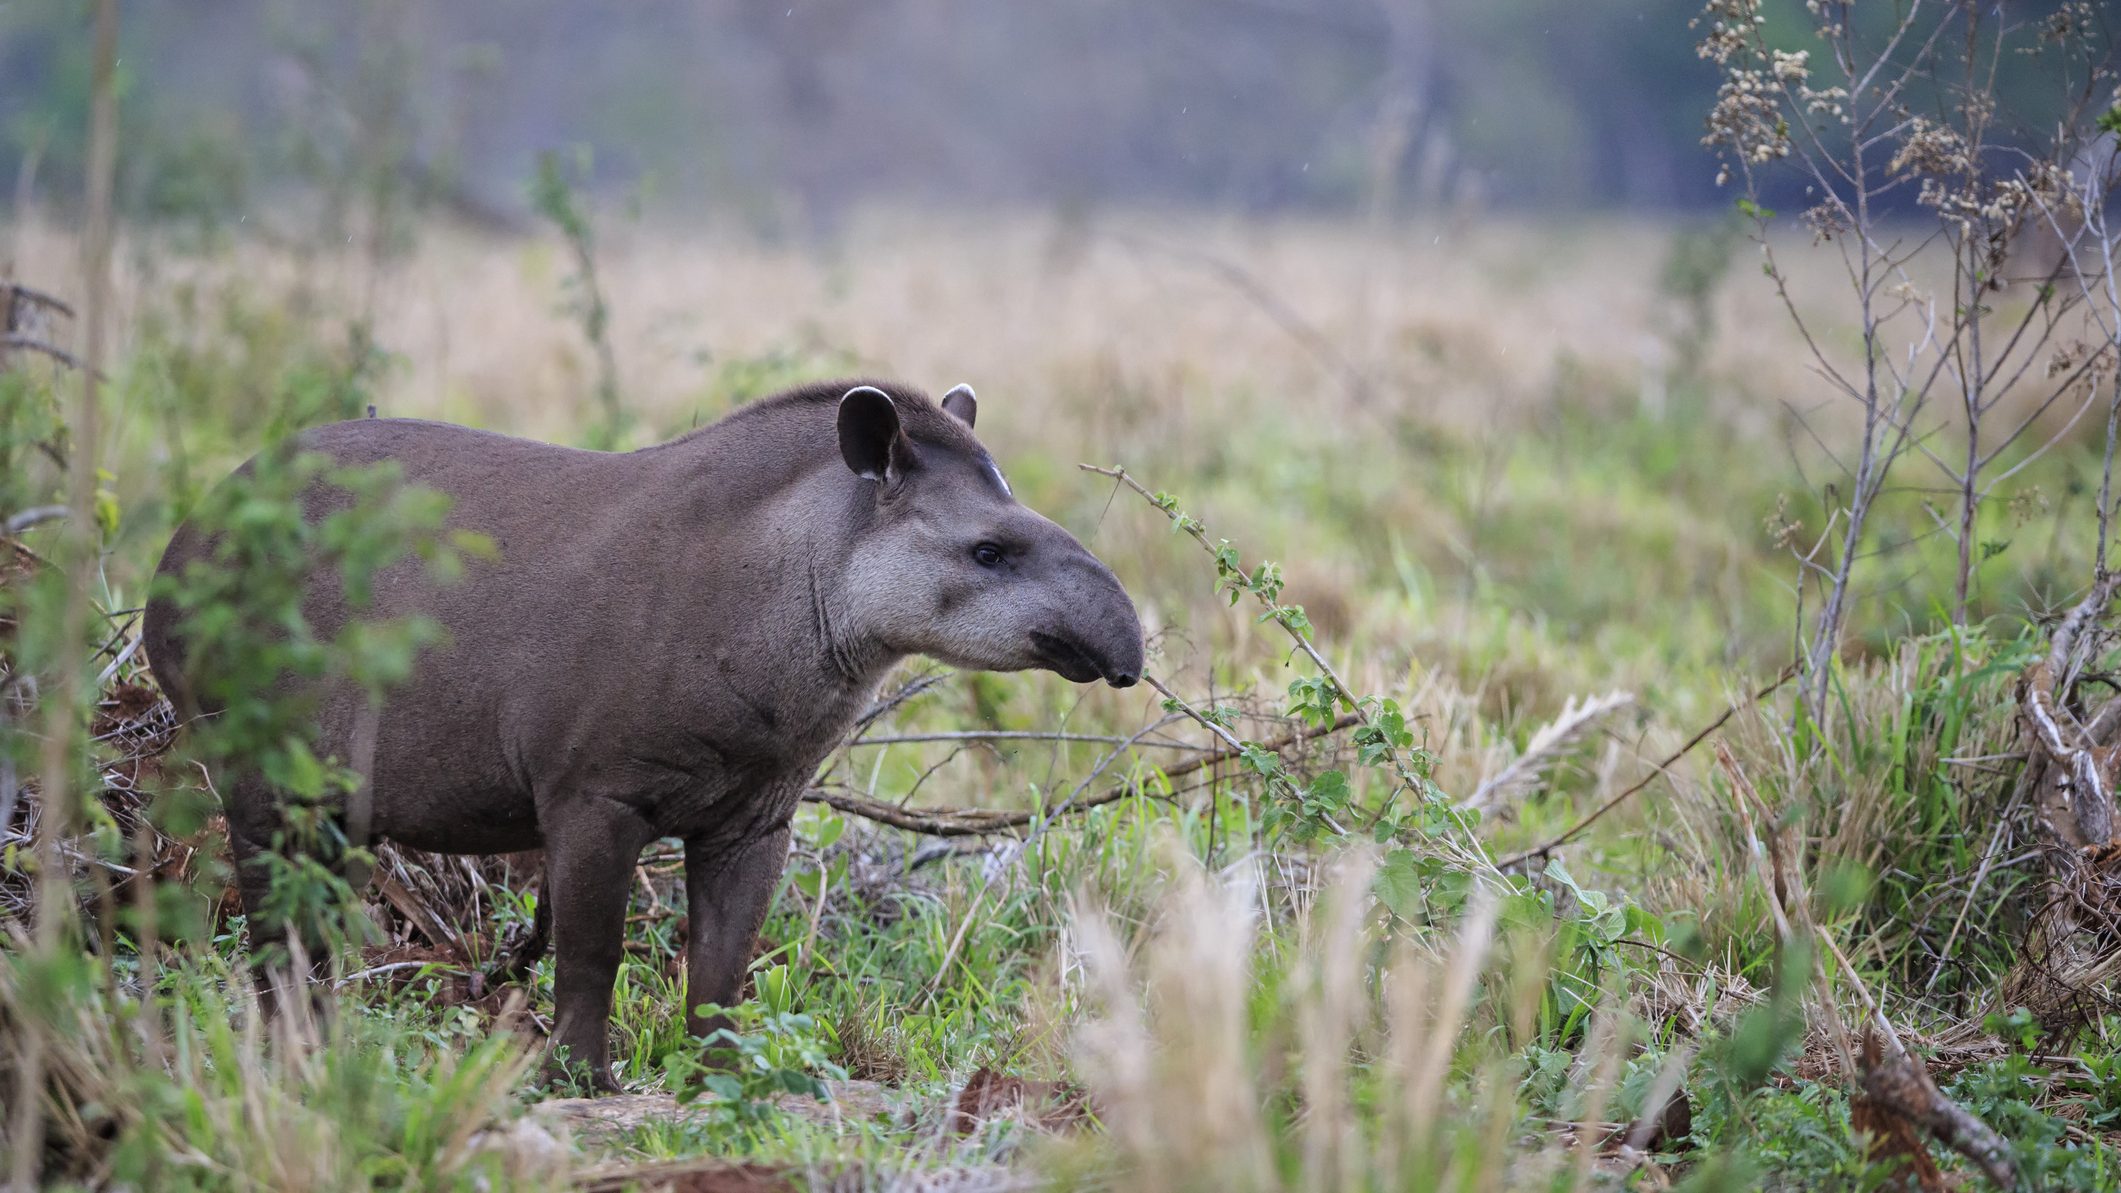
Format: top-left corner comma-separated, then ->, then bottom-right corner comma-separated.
143,378 -> 1143,1090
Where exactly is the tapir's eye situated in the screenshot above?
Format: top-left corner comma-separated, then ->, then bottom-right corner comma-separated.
972,542 -> 1006,568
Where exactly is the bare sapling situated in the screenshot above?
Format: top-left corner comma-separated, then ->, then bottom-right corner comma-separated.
1700,0 -> 2121,715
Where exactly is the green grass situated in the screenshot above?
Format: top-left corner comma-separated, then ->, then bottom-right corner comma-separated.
7,216 -> 2121,1189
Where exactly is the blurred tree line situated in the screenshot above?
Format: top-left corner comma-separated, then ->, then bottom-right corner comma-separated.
0,0 -> 2094,234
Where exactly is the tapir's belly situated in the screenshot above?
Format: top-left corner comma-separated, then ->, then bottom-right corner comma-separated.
370,786 -> 545,854
352,697 -> 824,855
352,693 -> 545,854
364,751 -> 545,855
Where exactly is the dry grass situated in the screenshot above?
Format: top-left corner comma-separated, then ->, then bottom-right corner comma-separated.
8,203 -> 2114,1185
0,942 -> 566,1190
10,210 -> 1823,439
1056,842 -> 1686,1192
6,207 -> 1852,793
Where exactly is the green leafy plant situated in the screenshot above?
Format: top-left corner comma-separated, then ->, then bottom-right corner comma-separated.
663,971 -> 849,1129
153,445 -> 479,956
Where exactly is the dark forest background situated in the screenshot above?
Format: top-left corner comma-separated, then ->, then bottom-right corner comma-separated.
0,0 -> 2080,235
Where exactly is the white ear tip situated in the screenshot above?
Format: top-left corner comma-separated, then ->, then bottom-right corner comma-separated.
943,383 -> 975,401
842,385 -> 893,404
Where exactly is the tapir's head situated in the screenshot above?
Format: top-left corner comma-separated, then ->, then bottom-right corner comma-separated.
833,382 -> 1144,688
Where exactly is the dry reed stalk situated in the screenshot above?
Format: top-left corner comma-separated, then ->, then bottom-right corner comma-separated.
1463,689 -> 1634,817
1071,844 -> 1272,1193
1295,850 -> 1375,1193
1500,663 -> 1796,871
10,3 -> 115,1184
1405,889 -> 1498,1158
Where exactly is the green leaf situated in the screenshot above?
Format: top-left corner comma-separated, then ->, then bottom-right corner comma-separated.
1373,848 -> 1425,921
1306,769 -> 1351,811
1543,855 -> 1582,900
1240,743 -> 1282,777
806,811 -> 846,851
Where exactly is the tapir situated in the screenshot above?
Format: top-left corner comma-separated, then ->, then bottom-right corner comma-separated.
143,379 -> 1145,1090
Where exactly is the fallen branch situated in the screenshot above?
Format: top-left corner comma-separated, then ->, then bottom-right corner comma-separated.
1857,1031 -> 2019,1191
801,711 -> 1361,837
3,507 -> 69,536
1497,662 -> 1797,870
849,730 -> 1207,753
1,335 -> 91,373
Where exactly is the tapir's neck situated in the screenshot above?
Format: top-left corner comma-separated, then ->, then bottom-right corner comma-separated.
731,457 -> 907,706
805,549 -> 902,688
642,415 -> 907,737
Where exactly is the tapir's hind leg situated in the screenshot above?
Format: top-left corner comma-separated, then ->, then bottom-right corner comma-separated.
228,823 -> 287,960
228,821 -> 325,1020
542,797 -> 658,1093
488,871 -> 552,987
225,777 -> 342,1015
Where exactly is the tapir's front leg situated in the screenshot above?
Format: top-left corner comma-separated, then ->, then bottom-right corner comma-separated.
683,825 -> 793,1042
543,796 -> 658,1092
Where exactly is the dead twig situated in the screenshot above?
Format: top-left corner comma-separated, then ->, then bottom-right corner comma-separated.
850,729 -> 1206,753
2,283 -> 75,320
801,710 -> 1361,837
1498,663 -> 1798,871
1856,1029 -> 2019,1191
3,507 -> 69,536
1,335 -> 92,373
848,670 -> 949,737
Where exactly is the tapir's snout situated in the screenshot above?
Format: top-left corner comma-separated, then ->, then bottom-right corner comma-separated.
1097,617 -> 1144,688
1037,553 -> 1144,689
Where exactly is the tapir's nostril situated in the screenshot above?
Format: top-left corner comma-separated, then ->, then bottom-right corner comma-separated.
1106,671 -> 1140,690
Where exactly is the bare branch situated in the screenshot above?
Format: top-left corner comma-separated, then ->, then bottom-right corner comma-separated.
801,710 -> 1361,837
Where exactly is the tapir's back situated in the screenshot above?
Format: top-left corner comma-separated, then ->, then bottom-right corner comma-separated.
147,418 -> 621,713
144,387 -> 963,852
143,416 -> 760,851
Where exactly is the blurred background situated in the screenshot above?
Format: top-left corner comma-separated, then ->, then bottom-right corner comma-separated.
8,0 -> 1739,228
6,5 -> 2121,1185
2,0 -> 2071,229
0,0 -> 2101,710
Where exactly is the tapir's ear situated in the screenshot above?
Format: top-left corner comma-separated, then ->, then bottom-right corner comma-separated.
838,386 -> 912,482
940,383 -> 977,428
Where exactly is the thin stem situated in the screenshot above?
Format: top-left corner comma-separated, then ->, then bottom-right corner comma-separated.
13,2 -> 116,1185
